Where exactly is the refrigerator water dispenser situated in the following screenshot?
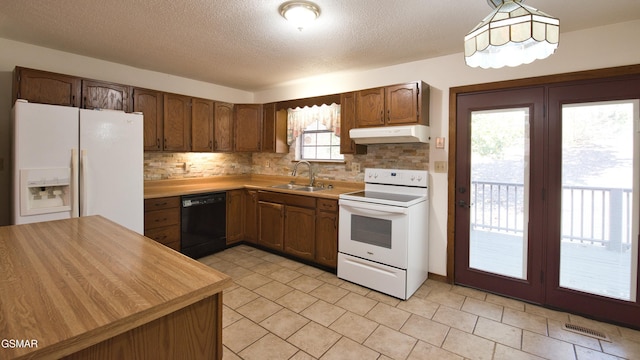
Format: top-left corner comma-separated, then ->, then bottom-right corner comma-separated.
20,168 -> 71,216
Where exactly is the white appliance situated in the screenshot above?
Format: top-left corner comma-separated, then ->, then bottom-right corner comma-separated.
338,168 -> 429,300
349,124 -> 430,144
12,99 -> 144,234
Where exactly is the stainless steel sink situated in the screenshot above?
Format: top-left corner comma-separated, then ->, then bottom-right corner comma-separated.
271,183 -> 299,190
292,186 -> 325,192
270,184 -> 325,192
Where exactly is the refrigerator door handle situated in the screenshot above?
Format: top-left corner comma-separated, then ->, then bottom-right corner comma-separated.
80,149 -> 88,217
71,149 -> 79,218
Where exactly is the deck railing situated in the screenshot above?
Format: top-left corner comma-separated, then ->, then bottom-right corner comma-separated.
471,181 -> 633,251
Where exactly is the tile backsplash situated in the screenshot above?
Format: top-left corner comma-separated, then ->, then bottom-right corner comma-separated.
144,143 -> 429,182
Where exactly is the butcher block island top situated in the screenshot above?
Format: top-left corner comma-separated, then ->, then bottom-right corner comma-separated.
0,216 -> 231,360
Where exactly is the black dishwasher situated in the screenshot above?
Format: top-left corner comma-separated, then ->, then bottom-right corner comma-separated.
181,192 -> 226,259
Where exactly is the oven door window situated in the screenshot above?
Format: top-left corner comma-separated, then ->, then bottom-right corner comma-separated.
351,215 -> 392,249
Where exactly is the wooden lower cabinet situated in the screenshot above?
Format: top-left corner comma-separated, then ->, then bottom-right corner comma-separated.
226,190 -> 244,245
144,197 -> 181,251
64,294 -> 222,360
244,190 -> 259,244
284,206 -> 315,261
315,199 -> 338,268
258,200 -> 284,251
256,191 -> 338,267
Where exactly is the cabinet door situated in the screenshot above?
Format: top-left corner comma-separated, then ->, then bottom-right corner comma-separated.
385,82 -> 419,125
262,102 -> 276,153
244,190 -> 258,244
316,210 -> 338,268
163,93 -> 191,151
214,102 -> 234,152
226,190 -> 244,244
192,98 -> 214,152
134,88 -> 164,151
340,92 -> 366,154
82,79 -> 131,111
258,201 -> 284,251
262,103 -> 289,154
284,206 -> 315,261
234,104 -> 263,152
13,67 -> 81,107
355,87 -> 385,127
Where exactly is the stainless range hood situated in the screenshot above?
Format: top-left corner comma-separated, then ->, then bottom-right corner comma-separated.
349,124 -> 430,144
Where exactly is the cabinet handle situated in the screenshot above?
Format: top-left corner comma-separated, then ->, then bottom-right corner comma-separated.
209,140 -> 212,149
156,138 -> 160,149
387,109 -> 390,122
380,110 -> 383,123
154,202 -> 168,207
334,217 -> 338,229
155,218 -> 167,222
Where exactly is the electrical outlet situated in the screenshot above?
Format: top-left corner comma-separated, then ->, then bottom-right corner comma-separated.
352,162 -> 361,173
266,160 -> 270,168
434,161 -> 447,173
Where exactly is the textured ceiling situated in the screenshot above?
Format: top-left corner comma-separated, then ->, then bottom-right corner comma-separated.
0,0 -> 639,91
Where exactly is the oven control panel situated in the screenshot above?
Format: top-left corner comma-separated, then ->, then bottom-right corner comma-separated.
364,168 -> 428,187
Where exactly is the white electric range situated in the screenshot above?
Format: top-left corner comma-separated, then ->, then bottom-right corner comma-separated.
338,168 -> 429,300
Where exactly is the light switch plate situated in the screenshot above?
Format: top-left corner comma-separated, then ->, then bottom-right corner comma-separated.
434,161 -> 447,173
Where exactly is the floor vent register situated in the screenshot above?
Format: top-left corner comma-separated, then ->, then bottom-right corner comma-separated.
562,323 -> 610,342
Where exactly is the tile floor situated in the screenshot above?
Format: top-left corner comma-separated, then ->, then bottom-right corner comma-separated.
199,245 -> 640,360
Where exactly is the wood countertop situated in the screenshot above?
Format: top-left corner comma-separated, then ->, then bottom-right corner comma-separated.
0,216 -> 231,360
144,174 -> 364,200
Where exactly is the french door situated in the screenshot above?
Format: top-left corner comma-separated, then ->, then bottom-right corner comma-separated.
454,75 -> 640,328
454,87 -> 545,303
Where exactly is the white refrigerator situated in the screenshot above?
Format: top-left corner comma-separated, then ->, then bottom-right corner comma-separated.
12,99 -> 144,234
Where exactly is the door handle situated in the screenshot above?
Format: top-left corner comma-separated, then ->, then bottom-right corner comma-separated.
458,200 -> 472,208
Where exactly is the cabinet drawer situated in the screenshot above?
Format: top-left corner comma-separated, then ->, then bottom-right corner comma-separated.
145,226 -> 180,246
144,208 -> 180,229
317,198 -> 338,212
145,197 -> 180,211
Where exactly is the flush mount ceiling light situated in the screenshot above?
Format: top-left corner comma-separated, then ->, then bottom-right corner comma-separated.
464,0 -> 559,69
279,1 -> 320,31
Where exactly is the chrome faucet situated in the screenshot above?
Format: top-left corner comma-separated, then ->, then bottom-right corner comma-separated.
292,161 -> 314,187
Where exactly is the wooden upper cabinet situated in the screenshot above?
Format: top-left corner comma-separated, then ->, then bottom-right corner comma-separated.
163,93 -> 191,151
134,88 -> 164,151
234,104 -> 263,152
191,98 -> 214,152
262,103 -> 289,154
355,87 -> 385,127
340,92 -> 366,154
82,79 -> 131,111
355,81 -> 429,128
386,82 -> 420,125
214,102 -> 234,152
13,67 -> 81,107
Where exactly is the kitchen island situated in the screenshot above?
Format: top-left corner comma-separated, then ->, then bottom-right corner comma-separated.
0,216 -> 231,360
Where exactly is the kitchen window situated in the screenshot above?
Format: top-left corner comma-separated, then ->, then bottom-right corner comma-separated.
299,123 -> 343,161
288,103 -> 343,162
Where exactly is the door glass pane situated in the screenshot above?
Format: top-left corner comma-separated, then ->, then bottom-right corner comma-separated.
469,108 -> 530,279
560,100 -> 639,301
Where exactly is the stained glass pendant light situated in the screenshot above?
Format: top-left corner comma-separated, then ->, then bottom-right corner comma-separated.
464,0 -> 559,69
